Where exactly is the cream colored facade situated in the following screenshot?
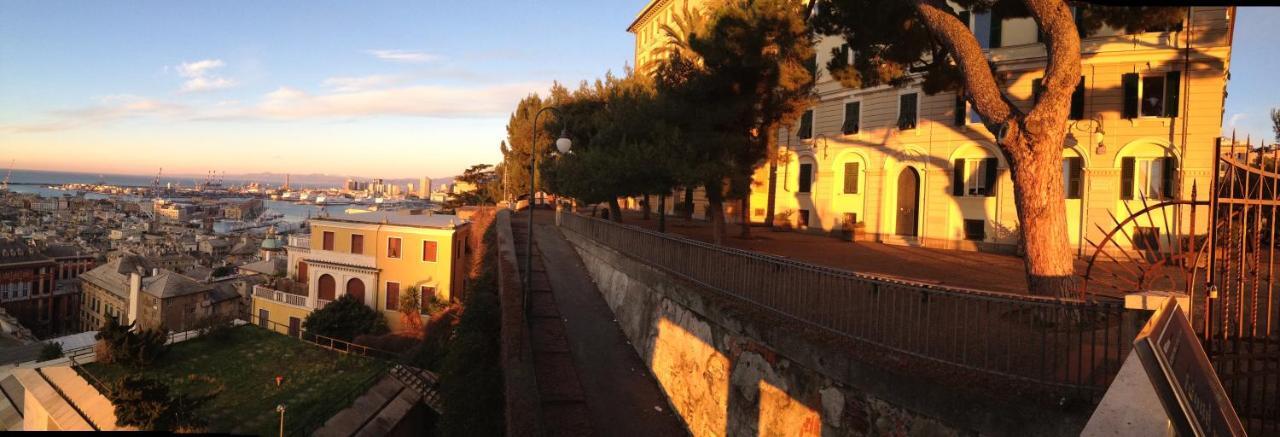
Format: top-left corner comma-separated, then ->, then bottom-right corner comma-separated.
631,2 -> 1234,256
253,210 -> 469,333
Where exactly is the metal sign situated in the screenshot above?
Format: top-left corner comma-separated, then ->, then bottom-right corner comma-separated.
1134,298 -> 1246,437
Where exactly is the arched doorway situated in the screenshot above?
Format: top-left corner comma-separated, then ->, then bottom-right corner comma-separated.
346,278 -> 365,304
895,167 -> 920,237
317,274 -> 335,301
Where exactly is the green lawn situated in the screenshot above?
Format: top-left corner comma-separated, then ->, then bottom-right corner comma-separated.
81,325 -> 387,436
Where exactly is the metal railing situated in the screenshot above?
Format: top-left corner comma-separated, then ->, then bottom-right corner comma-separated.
560,212 -> 1145,401
243,311 -> 398,360
253,285 -> 309,308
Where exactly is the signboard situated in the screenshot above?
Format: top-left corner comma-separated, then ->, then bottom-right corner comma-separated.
1133,299 -> 1245,437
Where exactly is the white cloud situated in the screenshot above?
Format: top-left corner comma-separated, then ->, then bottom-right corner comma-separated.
174,59 -> 237,92
366,49 -> 439,64
322,74 -> 402,92
1228,113 -> 1247,128
3,95 -> 186,133
250,82 -> 543,119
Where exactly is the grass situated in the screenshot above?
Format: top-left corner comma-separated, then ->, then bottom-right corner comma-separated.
81,325 -> 387,436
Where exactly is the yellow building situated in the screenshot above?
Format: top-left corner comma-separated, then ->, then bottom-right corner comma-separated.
632,1 -> 1234,256
251,210 -> 470,334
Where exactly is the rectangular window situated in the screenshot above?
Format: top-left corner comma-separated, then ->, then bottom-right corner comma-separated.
798,210 -> 810,228
898,93 -> 918,130
843,162 -> 860,194
387,237 -> 402,258
322,231 -> 334,251
964,219 -> 986,241
953,158 -> 998,197
798,163 -> 813,193
420,286 -> 435,315
385,282 -> 399,311
1135,157 -> 1173,199
1063,157 -> 1084,199
350,234 -> 364,255
798,110 -> 814,139
422,240 -> 437,262
965,159 -> 990,196
842,101 -> 860,135
1140,75 -> 1165,117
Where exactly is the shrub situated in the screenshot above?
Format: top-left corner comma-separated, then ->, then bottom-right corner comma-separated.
302,294 -> 389,341
435,268 -> 502,436
38,342 -> 64,361
410,304 -> 461,370
112,375 -> 209,431
193,315 -> 235,343
94,318 -> 168,368
352,333 -> 421,357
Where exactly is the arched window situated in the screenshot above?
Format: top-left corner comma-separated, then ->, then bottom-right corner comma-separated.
346,278 -> 365,304
317,274 -> 335,301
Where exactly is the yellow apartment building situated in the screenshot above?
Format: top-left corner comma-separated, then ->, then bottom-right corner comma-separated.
630,1 -> 1234,256
251,210 -> 469,334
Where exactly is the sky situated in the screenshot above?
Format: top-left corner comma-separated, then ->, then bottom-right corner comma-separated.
0,3 -> 1276,180
0,0 -> 645,179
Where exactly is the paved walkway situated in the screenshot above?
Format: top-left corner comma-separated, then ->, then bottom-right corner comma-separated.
513,211 -> 688,437
614,211 -> 1040,294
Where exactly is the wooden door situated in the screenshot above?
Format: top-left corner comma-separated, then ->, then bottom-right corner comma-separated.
896,168 -> 920,237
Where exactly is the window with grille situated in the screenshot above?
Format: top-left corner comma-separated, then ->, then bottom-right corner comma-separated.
964,219 -> 986,241
898,93 -> 918,130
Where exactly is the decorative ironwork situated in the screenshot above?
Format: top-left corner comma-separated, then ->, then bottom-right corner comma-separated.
1084,134 -> 1279,434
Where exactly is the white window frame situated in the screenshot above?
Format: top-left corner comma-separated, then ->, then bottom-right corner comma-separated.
1138,73 -> 1168,118
963,100 -> 983,125
421,239 -> 438,263
962,158 -> 992,197
1135,157 -> 1169,199
385,281 -> 400,311
841,98 -> 863,136
386,236 -> 402,259
897,90 -> 921,131
419,285 -> 436,315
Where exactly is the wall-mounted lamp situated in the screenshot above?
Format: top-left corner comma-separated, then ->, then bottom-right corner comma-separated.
1071,115 -> 1107,155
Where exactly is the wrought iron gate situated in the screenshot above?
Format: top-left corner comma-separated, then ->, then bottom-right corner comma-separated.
1083,135 -> 1278,434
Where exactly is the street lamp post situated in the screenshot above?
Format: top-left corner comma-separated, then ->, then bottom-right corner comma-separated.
276,404 -> 286,437
525,106 -> 572,315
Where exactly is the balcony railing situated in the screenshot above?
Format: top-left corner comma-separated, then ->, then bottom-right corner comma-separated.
253,285 -> 310,308
304,249 -> 376,269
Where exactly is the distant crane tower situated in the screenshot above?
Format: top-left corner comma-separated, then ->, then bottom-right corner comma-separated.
152,167 -> 163,197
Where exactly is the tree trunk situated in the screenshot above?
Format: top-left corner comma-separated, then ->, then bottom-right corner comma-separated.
642,195 -> 651,220
765,160 -> 778,228
738,190 -> 752,239
658,193 -> 667,233
682,187 -> 694,221
608,198 -> 623,223
706,184 -> 726,245
1008,128 -> 1078,298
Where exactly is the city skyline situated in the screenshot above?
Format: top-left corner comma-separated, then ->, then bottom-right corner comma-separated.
0,0 -> 642,179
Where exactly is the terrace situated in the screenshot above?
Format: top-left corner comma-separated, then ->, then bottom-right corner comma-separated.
77,325 -> 386,436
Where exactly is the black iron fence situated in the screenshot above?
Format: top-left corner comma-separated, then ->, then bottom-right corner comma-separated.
560,212 -> 1146,401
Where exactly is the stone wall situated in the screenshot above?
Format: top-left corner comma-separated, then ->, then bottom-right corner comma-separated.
563,228 -> 1091,436
495,210 -> 542,437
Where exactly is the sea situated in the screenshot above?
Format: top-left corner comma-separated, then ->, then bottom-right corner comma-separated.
4,169 -> 349,231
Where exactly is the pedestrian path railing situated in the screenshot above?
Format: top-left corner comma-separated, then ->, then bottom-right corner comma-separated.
560,212 -> 1148,402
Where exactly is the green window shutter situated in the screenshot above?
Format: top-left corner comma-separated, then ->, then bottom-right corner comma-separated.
1120,157 -> 1136,199
1032,78 -> 1043,106
798,163 -> 813,193
842,102 -> 860,134
990,11 -> 1003,48
959,11 -> 970,29
954,95 -> 966,126
1122,73 -> 1140,119
983,158 -> 998,197
899,93 -> 918,130
952,159 -> 965,196
1164,71 -> 1181,118
1161,157 -> 1177,198
799,110 -> 813,139
1066,157 -> 1084,199
1070,76 -> 1085,120
844,162 -> 860,194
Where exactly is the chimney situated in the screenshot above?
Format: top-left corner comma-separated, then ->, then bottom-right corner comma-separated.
128,271 -> 142,328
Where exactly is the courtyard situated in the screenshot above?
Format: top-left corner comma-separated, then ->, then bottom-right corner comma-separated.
79,325 -> 387,435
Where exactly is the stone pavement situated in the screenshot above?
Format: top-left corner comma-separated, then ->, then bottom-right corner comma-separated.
513,211 -> 688,437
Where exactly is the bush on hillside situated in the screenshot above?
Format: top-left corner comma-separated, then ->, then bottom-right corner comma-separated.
435,268 -> 502,436
302,294 -> 389,341
112,375 -> 209,431
38,342 -> 64,361
94,318 -> 168,368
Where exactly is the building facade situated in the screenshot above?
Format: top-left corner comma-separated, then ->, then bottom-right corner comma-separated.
252,210 -> 470,334
79,255 -> 239,332
0,240 -> 88,337
631,1 -> 1234,256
